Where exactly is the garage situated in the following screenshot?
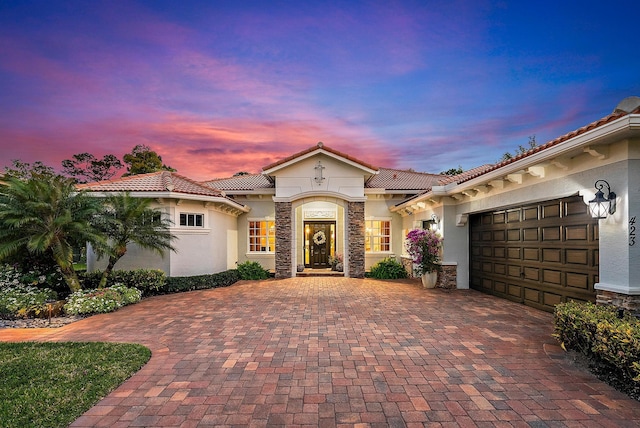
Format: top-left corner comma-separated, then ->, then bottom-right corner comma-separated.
469,194 -> 599,312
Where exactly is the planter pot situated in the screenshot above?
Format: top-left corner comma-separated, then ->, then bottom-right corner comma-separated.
297,264 -> 305,272
421,272 -> 437,289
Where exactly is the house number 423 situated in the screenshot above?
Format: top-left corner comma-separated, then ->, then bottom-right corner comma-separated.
631,217 -> 637,246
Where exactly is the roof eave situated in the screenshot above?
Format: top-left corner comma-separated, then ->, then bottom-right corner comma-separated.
392,114 -> 639,211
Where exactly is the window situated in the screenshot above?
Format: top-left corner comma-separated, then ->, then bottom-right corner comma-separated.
365,219 -> 391,252
180,213 -> 204,227
249,220 -> 275,252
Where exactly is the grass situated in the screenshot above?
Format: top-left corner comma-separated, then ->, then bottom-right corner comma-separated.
0,342 -> 151,428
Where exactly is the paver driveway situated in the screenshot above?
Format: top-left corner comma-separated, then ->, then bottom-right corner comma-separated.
2,277 -> 640,427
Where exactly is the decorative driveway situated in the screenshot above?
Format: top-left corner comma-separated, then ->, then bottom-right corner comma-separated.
2,277 -> 640,427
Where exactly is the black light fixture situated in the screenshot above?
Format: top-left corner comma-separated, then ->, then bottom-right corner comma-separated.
423,213 -> 439,231
588,180 -> 616,219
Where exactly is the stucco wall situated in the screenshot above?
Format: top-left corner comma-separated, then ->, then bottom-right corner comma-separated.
271,154 -> 367,199
87,199 -> 240,277
235,200 -> 276,271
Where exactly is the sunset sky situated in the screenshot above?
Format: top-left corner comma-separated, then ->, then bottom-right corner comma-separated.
1,1 -> 638,181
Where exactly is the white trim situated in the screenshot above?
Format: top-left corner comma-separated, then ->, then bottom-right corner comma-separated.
595,282 -> 640,296
263,148 -> 379,176
273,191 -> 367,203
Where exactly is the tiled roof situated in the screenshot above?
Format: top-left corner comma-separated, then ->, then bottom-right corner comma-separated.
77,171 -> 226,198
262,142 -> 379,172
437,164 -> 495,186
203,174 -> 274,191
366,168 -> 444,190
449,106 -> 640,186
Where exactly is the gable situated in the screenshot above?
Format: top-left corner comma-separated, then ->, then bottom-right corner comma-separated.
261,142 -> 379,200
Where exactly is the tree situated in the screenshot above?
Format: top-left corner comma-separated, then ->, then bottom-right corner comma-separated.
500,135 -> 538,162
0,176 -> 104,292
4,160 -> 57,180
94,193 -> 176,288
61,152 -> 123,183
122,145 -> 175,176
440,166 -> 464,176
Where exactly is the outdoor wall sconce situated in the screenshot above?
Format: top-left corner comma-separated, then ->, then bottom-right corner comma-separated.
588,180 -> 616,219
423,213 -> 440,231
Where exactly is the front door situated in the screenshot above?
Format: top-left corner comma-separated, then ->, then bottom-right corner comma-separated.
304,222 -> 334,268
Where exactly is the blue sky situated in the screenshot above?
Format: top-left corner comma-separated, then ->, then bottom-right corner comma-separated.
1,0 -> 638,180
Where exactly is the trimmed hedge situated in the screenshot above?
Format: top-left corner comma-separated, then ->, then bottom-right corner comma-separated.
82,270 -> 166,296
165,270 -> 240,293
554,301 -> 640,395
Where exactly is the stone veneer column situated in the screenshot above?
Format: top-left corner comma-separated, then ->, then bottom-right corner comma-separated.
347,201 -> 365,278
275,202 -> 292,279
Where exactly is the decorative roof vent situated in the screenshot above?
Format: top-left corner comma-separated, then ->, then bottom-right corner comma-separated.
613,96 -> 640,113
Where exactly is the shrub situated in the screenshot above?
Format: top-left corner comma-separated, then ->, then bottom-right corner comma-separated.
0,263 -> 66,293
237,261 -> 270,280
64,284 -> 141,315
554,301 -> 640,396
82,269 -> 166,296
368,258 -> 408,279
0,285 -> 58,318
166,270 -> 240,293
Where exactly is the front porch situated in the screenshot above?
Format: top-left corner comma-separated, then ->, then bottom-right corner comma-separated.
296,268 -> 345,277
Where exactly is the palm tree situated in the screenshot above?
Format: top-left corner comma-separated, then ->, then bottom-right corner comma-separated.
0,176 -> 104,292
95,193 -> 176,288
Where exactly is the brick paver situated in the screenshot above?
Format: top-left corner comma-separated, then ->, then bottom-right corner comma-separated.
2,277 -> 639,427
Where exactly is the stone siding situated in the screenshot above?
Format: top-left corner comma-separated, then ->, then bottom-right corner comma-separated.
597,290 -> 640,318
275,202 -> 292,279
436,264 -> 457,290
401,257 -> 457,290
347,201 -> 365,278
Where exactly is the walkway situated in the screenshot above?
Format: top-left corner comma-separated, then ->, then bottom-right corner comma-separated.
2,277 -> 639,427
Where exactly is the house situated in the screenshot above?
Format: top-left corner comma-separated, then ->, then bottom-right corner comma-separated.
81,96 -> 640,314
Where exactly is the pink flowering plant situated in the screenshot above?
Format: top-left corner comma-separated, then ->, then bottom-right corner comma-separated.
405,229 -> 443,275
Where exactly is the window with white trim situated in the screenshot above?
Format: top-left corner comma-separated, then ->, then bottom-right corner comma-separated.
180,213 -> 204,227
248,220 -> 275,252
365,219 -> 391,252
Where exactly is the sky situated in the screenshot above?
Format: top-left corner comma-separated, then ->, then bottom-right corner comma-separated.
1,0 -> 639,181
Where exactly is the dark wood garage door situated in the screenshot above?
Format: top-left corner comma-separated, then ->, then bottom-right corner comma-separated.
469,195 -> 599,312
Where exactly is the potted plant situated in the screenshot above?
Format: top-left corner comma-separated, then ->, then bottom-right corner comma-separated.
405,228 -> 443,288
328,253 -> 343,271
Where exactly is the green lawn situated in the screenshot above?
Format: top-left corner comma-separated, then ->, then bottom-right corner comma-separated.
0,342 -> 151,428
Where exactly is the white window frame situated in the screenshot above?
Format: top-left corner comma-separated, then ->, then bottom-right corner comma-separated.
365,218 -> 392,253
247,218 -> 276,253
179,212 -> 205,228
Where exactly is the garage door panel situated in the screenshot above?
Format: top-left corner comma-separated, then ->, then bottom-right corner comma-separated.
524,267 -> 539,281
507,248 -> 520,259
544,292 -> 562,307
543,248 -> 561,263
566,249 -> 588,265
566,272 -> 589,290
507,210 -> 520,222
543,269 -> 561,284
523,207 -> 539,220
523,228 -> 539,241
542,226 -> 561,241
470,195 -> 598,312
493,213 -> 505,224
542,203 -> 560,218
508,284 -> 522,298
565,199 -> 588,216
523,248 -> 539,260
565,225 -> 588,240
